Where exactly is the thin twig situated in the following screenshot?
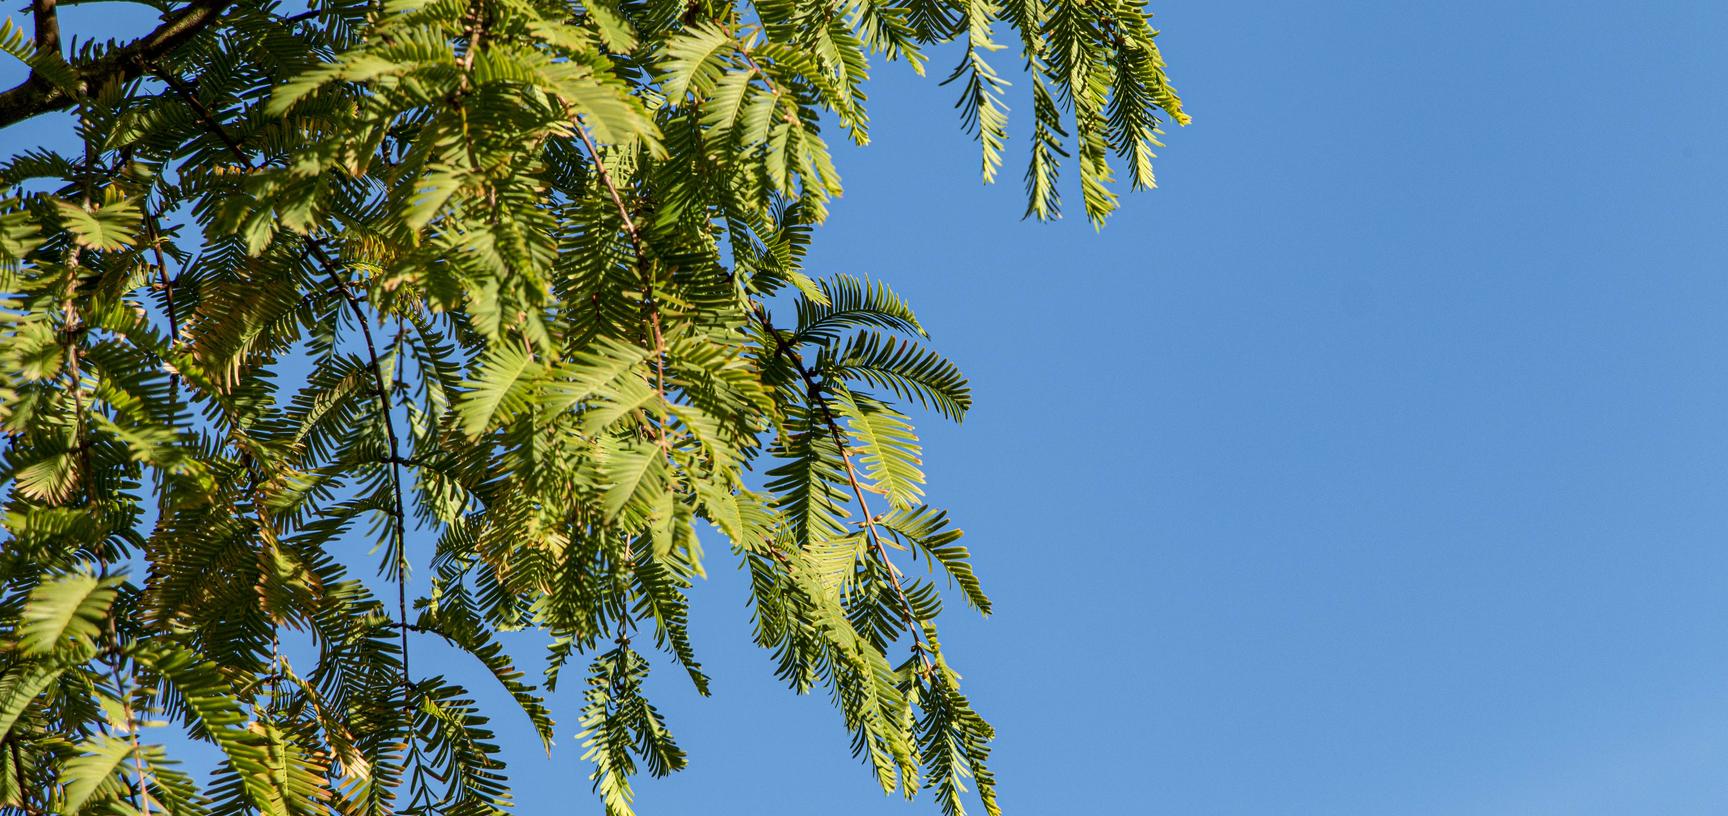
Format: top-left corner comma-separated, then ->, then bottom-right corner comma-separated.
752,305 -> 929,667
313,239 -> 415,722
10,738 -> 42,815
148,64 -> 249,163
157,57 -> 417,723
571,122 -> 645,261
106,633 -> 152,816
453,3 -> 496,216
140,204 -> 182,412
65,100 -> 95,507
574,120 -> 667,654
573,120 -> 672,444
457,1 -> 486,74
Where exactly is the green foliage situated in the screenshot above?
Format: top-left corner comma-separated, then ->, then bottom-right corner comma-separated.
0,0 -> 1184,813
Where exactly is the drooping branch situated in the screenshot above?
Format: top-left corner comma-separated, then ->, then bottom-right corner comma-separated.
154,52 -> 417,727
753,305 -> 931,667
315,238 -> 416,723
0,0 -> 234,129
574,119 -> 672,440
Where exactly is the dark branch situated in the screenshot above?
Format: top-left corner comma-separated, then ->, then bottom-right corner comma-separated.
0,0 -> 233,129
150,61 -> 249,160
32,0 -> 61,56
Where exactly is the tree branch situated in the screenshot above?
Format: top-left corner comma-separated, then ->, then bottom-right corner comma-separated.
0,0 -> 233,129
149,60 -> 251,161
31,0 -> 61,56
145,55 -> 416,725
753,304 -> 931,668
575,119 -> 672,443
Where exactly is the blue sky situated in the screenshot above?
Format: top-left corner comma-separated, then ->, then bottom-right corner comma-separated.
9,1 -> 1728,814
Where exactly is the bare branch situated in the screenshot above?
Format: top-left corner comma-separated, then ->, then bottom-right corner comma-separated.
31,0 -> 61,56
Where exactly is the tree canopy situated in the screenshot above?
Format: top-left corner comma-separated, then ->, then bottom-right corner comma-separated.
0,1 -> 1184,814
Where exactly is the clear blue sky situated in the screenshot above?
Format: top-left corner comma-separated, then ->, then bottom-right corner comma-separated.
9,2 -> 1728,814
